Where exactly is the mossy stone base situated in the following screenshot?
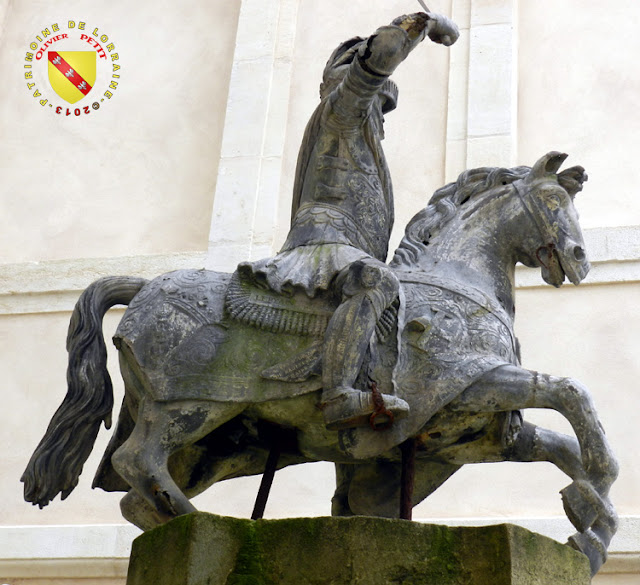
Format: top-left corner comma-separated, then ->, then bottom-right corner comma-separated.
126,512 -> 590,585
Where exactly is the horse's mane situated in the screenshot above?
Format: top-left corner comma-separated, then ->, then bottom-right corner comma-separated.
391,165 -> 531,268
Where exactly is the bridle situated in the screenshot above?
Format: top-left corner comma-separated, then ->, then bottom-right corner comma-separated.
513,179 -> 559,270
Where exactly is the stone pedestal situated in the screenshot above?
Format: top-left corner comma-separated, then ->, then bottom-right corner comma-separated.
126,512 -> 590,585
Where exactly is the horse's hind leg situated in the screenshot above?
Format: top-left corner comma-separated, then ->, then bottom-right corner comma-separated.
112,398 -> 244,528
120,489 -> 165,530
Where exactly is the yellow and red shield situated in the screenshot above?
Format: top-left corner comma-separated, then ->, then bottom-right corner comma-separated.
47,51 -> 96,104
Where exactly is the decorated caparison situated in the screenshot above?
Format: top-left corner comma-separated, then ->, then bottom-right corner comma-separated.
22,10 -> 617,579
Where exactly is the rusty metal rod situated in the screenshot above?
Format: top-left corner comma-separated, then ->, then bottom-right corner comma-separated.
400,437 -> 417,520
251,439 -> 282,520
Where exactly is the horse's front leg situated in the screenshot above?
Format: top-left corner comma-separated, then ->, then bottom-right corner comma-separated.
442,418 -> 610,533
509,421 -> 585,482
450,365 -> 618,494
508,421 -> 617,576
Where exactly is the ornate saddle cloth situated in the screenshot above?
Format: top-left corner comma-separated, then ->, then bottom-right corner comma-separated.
225,271 -> 336,338
225,271 -> 398,342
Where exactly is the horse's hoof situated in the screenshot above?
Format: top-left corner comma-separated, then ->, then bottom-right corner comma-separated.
561,479 -> 604,532
568,530 -> 607,577
322,388 -> 409,431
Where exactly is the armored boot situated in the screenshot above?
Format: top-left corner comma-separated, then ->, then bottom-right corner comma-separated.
321,262 -> 409,430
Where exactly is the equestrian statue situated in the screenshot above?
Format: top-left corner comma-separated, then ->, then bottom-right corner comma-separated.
22,10 -> 617,578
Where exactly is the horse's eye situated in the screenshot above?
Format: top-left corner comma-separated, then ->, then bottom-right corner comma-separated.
539,190 -> 562,211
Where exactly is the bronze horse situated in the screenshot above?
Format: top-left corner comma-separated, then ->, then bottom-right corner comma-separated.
22,152 -> 617,575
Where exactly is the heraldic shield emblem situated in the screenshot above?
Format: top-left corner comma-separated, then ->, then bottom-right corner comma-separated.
47,51 -> 96,104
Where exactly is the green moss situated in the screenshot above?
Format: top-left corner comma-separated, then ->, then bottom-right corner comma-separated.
128,515 -> 196,585
128,514 -> 590,585
226,521 -> 266,585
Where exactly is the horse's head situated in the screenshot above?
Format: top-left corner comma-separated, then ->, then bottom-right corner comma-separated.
514,151 -> 590,287
392,151 -> 589,289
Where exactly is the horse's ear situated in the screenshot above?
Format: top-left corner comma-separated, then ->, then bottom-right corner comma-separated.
558,165 -> 588,199
529,151 -> 568,179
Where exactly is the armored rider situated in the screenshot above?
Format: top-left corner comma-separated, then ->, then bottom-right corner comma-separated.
238,12 -> 459,430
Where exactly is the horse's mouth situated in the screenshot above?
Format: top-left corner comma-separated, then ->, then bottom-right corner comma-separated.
541,247 -> 590,287
540,248 -> 565,287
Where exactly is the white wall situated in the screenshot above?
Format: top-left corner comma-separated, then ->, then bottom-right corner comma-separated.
0,0 -> 240,263
518,0 -> 640,229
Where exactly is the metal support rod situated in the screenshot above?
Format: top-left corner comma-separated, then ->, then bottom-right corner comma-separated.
400,437 -> 416,520
251,439 -> 282,520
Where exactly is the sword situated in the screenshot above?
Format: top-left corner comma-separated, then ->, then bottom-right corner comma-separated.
416,0 -> 430,12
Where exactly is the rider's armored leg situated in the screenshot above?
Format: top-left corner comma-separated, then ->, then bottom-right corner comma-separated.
321,260 -> 409,430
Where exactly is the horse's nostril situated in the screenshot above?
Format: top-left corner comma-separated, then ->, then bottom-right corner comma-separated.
573,246 -> 586,261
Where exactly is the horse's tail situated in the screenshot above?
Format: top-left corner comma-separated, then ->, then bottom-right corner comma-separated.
21,276 -> 148,508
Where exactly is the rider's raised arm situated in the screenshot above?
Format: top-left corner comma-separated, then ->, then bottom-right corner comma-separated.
329,13 -> 458,124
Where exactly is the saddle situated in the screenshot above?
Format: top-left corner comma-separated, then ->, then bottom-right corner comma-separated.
225,271 -> 398,383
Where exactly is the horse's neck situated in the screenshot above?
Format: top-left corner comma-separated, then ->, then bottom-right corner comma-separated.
413,212 -> 519,317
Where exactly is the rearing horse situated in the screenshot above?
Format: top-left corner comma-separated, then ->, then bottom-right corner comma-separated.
22,152 -> 618,576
